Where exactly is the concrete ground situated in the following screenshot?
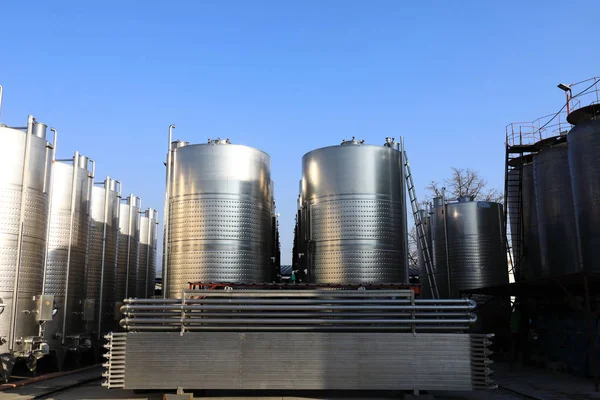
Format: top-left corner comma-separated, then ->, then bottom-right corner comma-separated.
0,363 -> 598,400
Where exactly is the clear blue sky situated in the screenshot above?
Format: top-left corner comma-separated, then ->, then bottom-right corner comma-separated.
1,1 -> 597,268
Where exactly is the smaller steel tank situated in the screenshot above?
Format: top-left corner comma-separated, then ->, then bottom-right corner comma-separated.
138,208 -> 158,298
85,178 -> 121,336
533,138 -> 580,277
116,195 -> 141,302
431,196 -> 508,298
43,152 -> 94,352
567,104 -> 600,272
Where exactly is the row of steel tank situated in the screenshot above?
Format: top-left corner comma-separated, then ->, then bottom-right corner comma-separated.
509,103 -> 600,280
160,134 -> 508,297
0,89 -> 158,378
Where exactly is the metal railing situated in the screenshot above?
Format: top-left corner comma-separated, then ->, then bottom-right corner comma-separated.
506,111 -> 571,147
568,76 -> 600,114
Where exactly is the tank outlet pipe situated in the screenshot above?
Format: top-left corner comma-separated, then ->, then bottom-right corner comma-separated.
9,115 -> 34,352
86,159 -> 95,215
96,176 -> 111,340
41,128 -> 58,299
442,188 -> 451,297
122,298 -> 469,305
42,128 -> 57,195
60,152 -> 80,345
119,304 -> 476,313
163,124 -> 175,298
143,209 -> 153,298
123,195 -> 135,298
120,296 -> 476,305
400,136 -> 409,283
122,311 -> 475,318
120,316 -> 477,327
118,325 -> 472,333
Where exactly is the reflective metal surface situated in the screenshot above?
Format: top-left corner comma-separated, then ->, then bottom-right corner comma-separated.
104,331 -> 495,391
300,141 -> 407,283
85,178 -> 120,335
43,153 -> 93,348
431,197 -> 508,298
0,123 -> 52,355
138,208 -> 158,298
116,196 -> 141,301
508,163 -> 542,280
567,110 -> 600,272
164,140 -> 273,298
533,141 -> 581,276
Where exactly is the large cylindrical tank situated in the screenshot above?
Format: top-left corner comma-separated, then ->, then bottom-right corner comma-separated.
0,121 -> 53,356
116,195 -> 141,301
507,162 -> 542,281
300,139 -> 407,283
85,178 -> 120,335
417,209 -> 433,298
164,139 -> 272,298
43,152 -> 93,348
138,208 -> 158,298
431,197 -> 508,298
533,139 -> 580,276
567,105 -> 600,272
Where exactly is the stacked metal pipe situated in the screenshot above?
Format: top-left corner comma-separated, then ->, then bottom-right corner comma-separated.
119,290 -> 477,332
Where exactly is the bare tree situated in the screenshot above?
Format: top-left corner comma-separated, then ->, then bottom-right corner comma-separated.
424,167 -> 503,204
407,226 -> 419,274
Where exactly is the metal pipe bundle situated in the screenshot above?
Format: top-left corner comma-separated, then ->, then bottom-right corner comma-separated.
119,290 -> 477,332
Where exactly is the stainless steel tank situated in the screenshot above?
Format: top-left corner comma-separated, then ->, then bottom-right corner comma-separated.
116,195 -> 141,302
417,209 -> 433,298
507,162 -> 542,280
163,138 -> 273,298
0,118 -> 54,363
567,105 -> 600,272
533,139 -> 580,276
138,208 -> 158,298
300,138 -> 407,283
43,152 -> 93,350
85,177 -> 120,336
431,196 -> 508,298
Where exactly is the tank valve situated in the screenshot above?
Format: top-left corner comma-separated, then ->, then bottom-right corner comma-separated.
0,337 -> 6,345
53,332 -> 63,340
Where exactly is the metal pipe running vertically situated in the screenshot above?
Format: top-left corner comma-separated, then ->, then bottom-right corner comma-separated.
400,137 -> 409,283
60,152 -> 80,344
41,128 -> 58,298
162,124 -> 175,298
123,195 -> 140,298
8,115 -> 34,352
96,177 -> 111,340
441,189 -> 451,297
143,210 -> 155,298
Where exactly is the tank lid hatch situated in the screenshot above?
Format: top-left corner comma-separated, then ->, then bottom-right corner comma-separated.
208,138 -> 231,145
340,137 -> 365,146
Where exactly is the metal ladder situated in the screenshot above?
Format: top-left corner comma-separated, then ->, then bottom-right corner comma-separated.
403,151 -> 439,299
504,144 -> 525,282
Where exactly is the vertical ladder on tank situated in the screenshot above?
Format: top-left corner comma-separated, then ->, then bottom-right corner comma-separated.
403,151 -> 439,299
504,124 -> 534,282
504,145 -> 521,281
